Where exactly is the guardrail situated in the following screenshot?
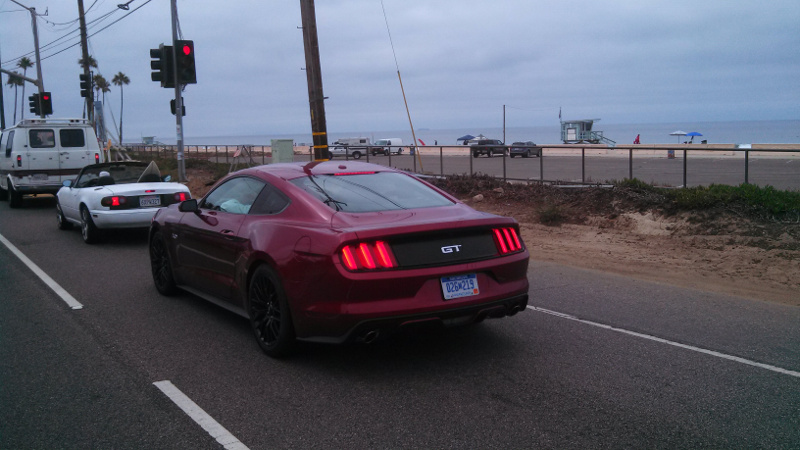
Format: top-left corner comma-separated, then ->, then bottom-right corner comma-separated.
126,143 -> 800,189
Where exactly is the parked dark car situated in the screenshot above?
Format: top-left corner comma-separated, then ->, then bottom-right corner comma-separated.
470,139 -> 507,157
509,141 -> 541,158
149,161 -> 529,357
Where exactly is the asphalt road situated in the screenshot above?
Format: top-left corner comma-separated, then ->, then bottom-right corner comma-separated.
2,196 -> 799,449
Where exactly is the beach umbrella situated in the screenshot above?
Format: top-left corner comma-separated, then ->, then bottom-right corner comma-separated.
686,131 -> 702,143
670,130 -> 687,143
456,134 -> 475,142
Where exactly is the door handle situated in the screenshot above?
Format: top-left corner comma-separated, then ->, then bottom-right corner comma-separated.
220,229 -> 236,238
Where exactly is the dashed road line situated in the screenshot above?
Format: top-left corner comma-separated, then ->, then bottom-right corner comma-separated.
0,232 -> 83,310
154,380 -> 250,450
528,305 -> 800,379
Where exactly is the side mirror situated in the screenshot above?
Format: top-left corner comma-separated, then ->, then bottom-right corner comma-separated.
178,198 -> 199,213
62,179 -> 73,188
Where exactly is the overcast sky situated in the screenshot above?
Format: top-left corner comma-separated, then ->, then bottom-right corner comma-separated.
2,0 -> 798,142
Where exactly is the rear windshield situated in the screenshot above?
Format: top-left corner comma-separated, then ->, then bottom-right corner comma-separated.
60,129 -> 86,147
29,129 -> 55,148
290,172 -> 454,213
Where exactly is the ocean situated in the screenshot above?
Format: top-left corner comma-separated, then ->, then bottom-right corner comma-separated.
184,119 -> 800,147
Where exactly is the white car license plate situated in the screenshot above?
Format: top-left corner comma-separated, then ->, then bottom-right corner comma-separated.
441,274 -> 479,300
140,195 -> 161,207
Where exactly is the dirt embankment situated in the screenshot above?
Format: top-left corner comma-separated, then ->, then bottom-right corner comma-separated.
430,176 -> 799,306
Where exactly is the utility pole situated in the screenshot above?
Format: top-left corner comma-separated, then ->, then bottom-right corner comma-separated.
9,0 -> 45,117
300,0 -> 329,161
77,0 -> 93,123
171,0 -> 186,181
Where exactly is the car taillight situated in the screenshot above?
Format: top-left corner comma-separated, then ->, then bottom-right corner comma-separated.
492,227 -> 523,255
101,195 -> 128,207
173,192 -> 188,202
340,240 -> 397,271
17,155 -> 22,167
95,153 -> 100,163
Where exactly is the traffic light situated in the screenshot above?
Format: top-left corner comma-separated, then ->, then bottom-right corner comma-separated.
29,93 -> 40,115
40,92 -> 53,115
175,40 -> 196,84
150,44 -> 174,88
170,98 -> 186,116
79,73 -> 92,98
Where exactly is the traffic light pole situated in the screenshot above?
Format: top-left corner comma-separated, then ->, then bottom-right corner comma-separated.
170,0 -> 186,182
10,0 -> 45,117
77,0 -> 93,123
300,0 -> 329,161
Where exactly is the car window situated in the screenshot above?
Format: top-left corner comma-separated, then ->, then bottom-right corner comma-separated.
249,182 -> 290,215
60,129 -> 85,148
290,172 -> 454,213
29,129 -> 55,148
202,176 -> 265,215
4,131 -> 14,157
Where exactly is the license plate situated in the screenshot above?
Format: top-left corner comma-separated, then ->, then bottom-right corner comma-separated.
32,173 -> 48,181
139,195 -> 161,207
441,274 -> 479,300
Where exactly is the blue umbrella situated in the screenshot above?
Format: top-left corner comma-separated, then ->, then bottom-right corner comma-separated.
686,131 -> 702,143
457,134 -> 475,141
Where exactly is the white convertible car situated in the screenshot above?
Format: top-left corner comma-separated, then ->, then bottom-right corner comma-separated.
56,161 -> 191,243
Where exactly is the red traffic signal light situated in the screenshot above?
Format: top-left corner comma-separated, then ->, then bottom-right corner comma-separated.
175,40 -> 196,84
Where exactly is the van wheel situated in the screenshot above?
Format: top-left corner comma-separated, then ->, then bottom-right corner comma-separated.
80,206 -> 100,244
8,183 -> 22,208
57,202 -> 73,230
0,185 -> 7,201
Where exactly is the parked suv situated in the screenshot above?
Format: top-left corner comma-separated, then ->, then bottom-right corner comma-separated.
1,118 -> 103,208
509,141 -> 541,158
470,139 -> 507,158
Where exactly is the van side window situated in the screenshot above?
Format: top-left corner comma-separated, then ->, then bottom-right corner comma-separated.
29,129 -> 56,148
4,131 -> 14,157
60,129 -> 85,148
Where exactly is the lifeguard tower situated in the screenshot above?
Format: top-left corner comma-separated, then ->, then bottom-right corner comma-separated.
560,118 -> 616,145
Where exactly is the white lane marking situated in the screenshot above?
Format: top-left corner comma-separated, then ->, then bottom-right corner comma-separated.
0,232 -> 83,310
528,306 -> 800,379
154,380 -> 250,450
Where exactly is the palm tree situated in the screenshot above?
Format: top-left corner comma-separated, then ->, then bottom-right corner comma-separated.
78,55 -> 98,71
6,74 -> 24,124
93,74 -> 110,104
112,72 -> 130,144
17,57 -> 34,120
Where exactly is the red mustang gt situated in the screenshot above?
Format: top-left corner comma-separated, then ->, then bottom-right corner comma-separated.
149,161 -> 529,357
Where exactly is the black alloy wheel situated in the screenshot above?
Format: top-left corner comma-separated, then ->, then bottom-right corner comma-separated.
149,231 -> 178,295
56,202 -> 72,230
80,206 -> 99,244
248,265 -> 295,357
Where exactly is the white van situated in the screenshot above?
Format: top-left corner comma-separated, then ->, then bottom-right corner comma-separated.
371,138 -> 404,156
1,118 -> 103,208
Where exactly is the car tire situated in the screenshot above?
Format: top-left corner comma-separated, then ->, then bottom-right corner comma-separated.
248,265 -> 295,357
384,149 -> 390,156
0,183 -> 8,201
352,151 -> 362,160
472,152 -> 479,158
80,205 -> 100,244
56,201 -> 72,230
8,183 -> 22,208
150,231 -> 178,296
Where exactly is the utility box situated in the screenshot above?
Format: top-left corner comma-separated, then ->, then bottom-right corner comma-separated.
271,139 -> 294,163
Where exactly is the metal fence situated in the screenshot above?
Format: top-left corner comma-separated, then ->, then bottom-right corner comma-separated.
126,144 -> 800,190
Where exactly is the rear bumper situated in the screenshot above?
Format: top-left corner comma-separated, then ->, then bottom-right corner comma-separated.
90,208 -> 160,229
304,293 -> 529,344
